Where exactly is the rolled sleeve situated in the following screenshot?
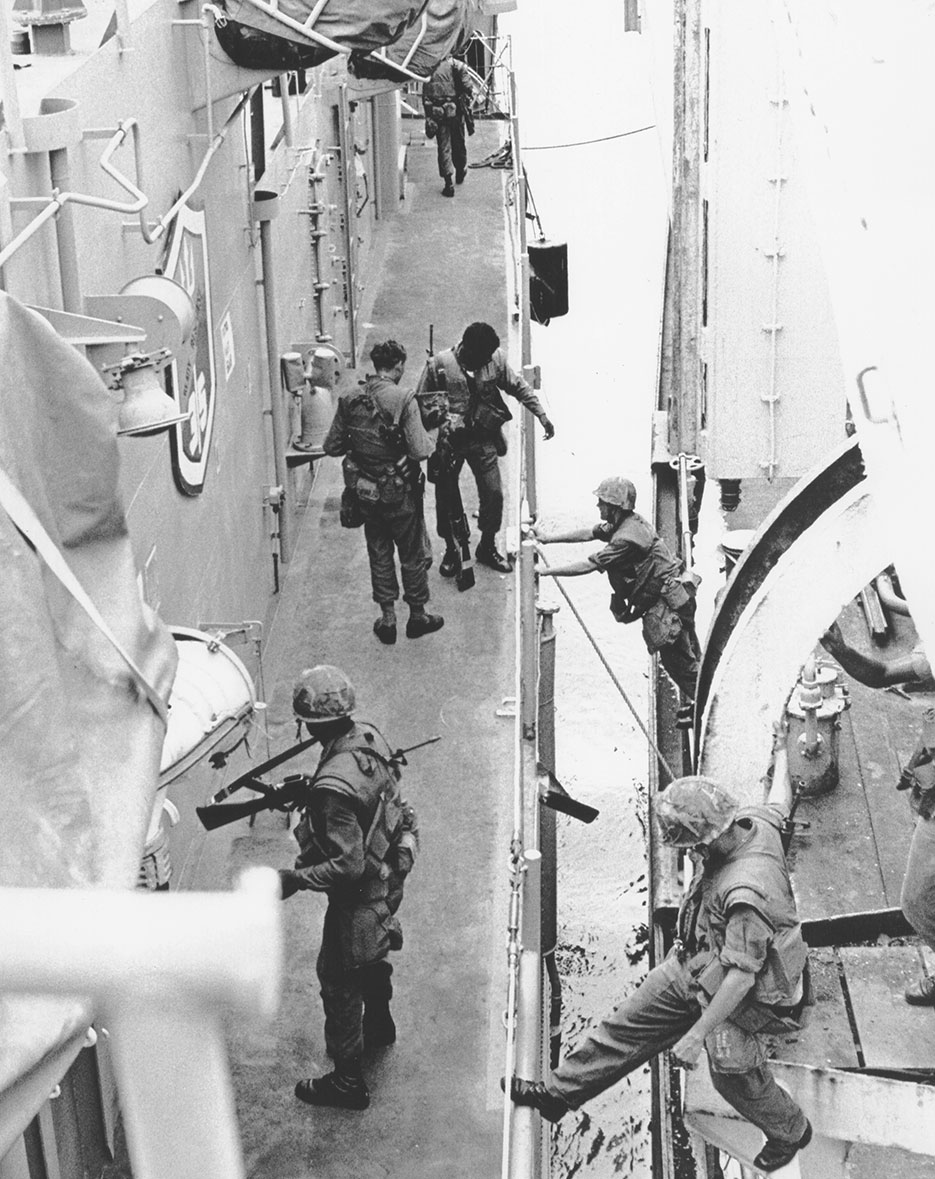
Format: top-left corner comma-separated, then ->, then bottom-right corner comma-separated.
493,352 -> 547,419
588,533 -> 639,573
719,904 -> 773,975
401,394 -> 434,460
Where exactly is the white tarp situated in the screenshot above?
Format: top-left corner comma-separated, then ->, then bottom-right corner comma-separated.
0,292 -> 177,1095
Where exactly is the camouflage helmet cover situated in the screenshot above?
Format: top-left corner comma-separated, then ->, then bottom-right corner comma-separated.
593,476 -> 637,510
293,664 -> 356,723
655,776 -> 739,847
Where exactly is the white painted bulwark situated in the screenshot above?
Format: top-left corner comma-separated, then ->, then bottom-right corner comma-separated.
701,0 -> 847,481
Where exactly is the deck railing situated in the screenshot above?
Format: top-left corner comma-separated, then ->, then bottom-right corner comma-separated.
500,46 -> 552,1179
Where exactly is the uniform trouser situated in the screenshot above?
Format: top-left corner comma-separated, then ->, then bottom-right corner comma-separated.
361,490 -> 432,607
435,116 -> 467,180
317,908 -> 394,1072
653,598 -> 702,700
901,812 -> 935,949
434,439 -> 502,542
546,956 -> 808,1147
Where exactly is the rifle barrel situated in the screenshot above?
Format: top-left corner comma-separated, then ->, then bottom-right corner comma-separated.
197,788 -> 300,831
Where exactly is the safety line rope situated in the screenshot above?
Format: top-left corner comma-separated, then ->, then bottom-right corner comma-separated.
524,124 -> 656,150
535,545 -> 676,781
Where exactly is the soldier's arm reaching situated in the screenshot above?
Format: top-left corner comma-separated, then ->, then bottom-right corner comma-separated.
820,620 -> 921,688
496,354 -> 555,439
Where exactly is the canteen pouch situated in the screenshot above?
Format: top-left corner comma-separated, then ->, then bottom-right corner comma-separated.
340,486 -> 364,528
378,471 -> 407,506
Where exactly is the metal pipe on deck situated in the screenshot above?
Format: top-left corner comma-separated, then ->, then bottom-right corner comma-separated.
254,190 -> 295,562
537,605 -> 562,1067
507,850 -> 544,1179
676,453 -> 694,573
509,69 -> 538,521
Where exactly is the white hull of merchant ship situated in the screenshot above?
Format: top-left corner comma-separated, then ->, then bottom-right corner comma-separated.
640,2 -> 935,1177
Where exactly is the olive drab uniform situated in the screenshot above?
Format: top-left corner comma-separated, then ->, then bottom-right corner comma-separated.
422,55 -> 475,183
589,510 -> 701,698
417,346 -> 549,544
288,721 -> 418,1071
544,807 -> 810,1149
323,374 -> 433,608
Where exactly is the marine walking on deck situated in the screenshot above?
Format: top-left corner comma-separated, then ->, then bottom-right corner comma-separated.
277,666 -> 419,1111
422,52 -> 477,197
323,340 -> 444,644
417,321 -> 555,576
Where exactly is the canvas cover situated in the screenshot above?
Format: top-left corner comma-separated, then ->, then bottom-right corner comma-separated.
349,0 -> 478,81
217,0 -> 429,61
0,293 -> 176,1096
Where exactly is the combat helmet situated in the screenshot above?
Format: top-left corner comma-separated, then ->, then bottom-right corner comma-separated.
293,665 -> 356,724
593,476 -> 637,511
655,776 -> 738,847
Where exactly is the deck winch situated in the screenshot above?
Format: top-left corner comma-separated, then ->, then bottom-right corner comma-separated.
784,656 -> 849,796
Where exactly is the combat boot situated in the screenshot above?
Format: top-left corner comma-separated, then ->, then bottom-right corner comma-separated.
753,1120 -> 812,1172
905,974 -> 935,1005
295,1070 -> 370,1110
475,540 -> 512,574
500,1076 -> 568,1123
455,166 -> 467,184
406,611 -> 445,638
442,176 -> 455,197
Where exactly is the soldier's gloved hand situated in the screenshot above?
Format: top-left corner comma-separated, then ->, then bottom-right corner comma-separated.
541,416 -> 555,441
278,869 -> 302,900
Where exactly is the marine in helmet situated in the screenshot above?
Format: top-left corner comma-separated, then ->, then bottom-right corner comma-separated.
533,476 -> 701,701
416,321 -> 555,575
279,665 -> 420,1110
323,339 -> 444,645
506,776 -> 813,1174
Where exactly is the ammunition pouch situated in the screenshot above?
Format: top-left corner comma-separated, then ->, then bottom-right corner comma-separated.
355,474 -> 381,504
416,388 -> 449,430
468,396 -> 512,436
641,600 -> 683,653
426,99 -> 458,120
661,576 -> 692,612
425,117 -> 438,139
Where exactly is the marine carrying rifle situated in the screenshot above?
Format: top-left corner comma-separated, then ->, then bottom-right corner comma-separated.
425,323 -> 475,592
196,735 -> 441,831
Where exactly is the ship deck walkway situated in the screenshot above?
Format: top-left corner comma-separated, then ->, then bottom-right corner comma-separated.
193,121 -> 518,1179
